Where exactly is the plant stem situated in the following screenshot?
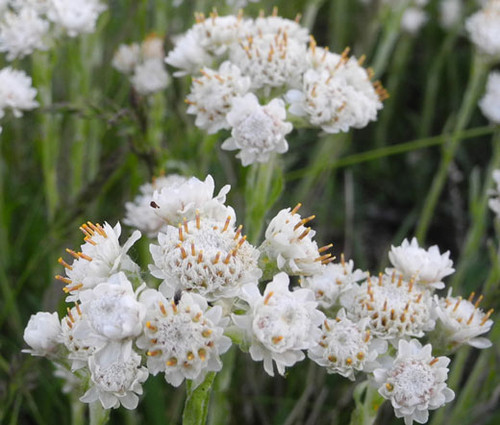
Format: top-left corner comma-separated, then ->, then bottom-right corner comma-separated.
349,381 -> 384,425
89,402 -> 110,425
183,372 -> 216,425
415,55 -> 489,243
71,395 -> 85,425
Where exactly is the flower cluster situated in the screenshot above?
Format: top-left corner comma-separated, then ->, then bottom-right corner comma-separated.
165,10 -> 387,166
466,0 -> 500,60
23,174 -> 494,425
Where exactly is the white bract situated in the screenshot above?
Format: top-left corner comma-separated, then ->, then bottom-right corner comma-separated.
373,339 -> 455,425
23,312 -> 61,356
150,175 -> 235,225
137,290 -> 231,387
387,237 -> 454,290
466,0 -> 500,60
80,352 -> 148,410
0,67 -> 39,118
186,61 -> 251,134
150,216 -> 261,301
232,273 -> 325,376
222,93 -> 292,166
308,309 -> 387,380
124,175 -> 188,238
434,290 -> 494,349
479,70 -> 500,123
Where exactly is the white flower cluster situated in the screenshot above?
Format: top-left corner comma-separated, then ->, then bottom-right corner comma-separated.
24,175 -> 494,425
112,34 -> 170,96
479,71 -> 500,124
0,66 -> 39,119
165,10 -> 386,166
466,0 -> 500,60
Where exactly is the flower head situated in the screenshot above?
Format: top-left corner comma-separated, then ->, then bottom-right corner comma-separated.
232,273 -> 325,376
47,0 -> 106,37
373,339 -> 455,425
479,70 -> 500,123
221,93 -> 292,166
466,0 -> 500,60
137,289 -> 231,387
130,58 -> 170,95
0,67 -> 38,119
112,43 -> 141,74
23,312 -> 61,356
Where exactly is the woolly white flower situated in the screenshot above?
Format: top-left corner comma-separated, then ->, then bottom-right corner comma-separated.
73,272 -> 145,365
186,61 -> 251,134
387,238 -> 454,290
261,204 -> 331,276
80,351 -> 148,410
489,169 -> 500,216
23,312 -> 61,356
479,70 -> 500,123
124,175 -> 188,238
137,289 -> 231,387
340,273 -> 435,340
439,0 -> 463,29
251,15 -> 310,44
141,34 -> 164,60
301,255 -> 367,308
0,67 -> 38,119
229,31 -> 308,90
434,290 -> 494,349
373,339 -> 455,425
401,8 -> 428,35
0,7 -> 49,60
57,221 -> 141,302
130,59 -> 170,95
112,43 -> 140,74
308,309 -> 387,380
233,273 -> 325,376
150,175 -> 235,226
150,215 -> 261,301
47,0 -> 106,37
466,0 -> 500,59
222,93 -> 292,166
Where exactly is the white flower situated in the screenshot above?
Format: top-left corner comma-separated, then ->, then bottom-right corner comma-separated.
222,93 -> 292,166
137,289 -> 231,387
0,7 -> 50,60
251,15 -> 310,44
130,58 -> 170,95
373,339 -> 455,425
479,70 -> 500,123
489,169 -> 500,216
261,204 -> 330,276
186,61 -> 251,134
401,8 -> 428,35
23,312 -> 61,356
141,34 -> 164,60
439,0 -> 463,29
47,0 -> 106,37
80,351 -> 148,410
57,221 -> 141,301
228,31 -> 308,90
112,43 -> 140,74
301,255 -> 367,308
466,0 -> 500,59
434,290 -> 494,349
340,273 -> 435,341
308,309 -> 387,380
124,175 -> 188,238
150,175 -> 235,226
0,67 -> 38,119
150,215 -> 261,301
233,273 -> 325,376
387,238 -> 454,290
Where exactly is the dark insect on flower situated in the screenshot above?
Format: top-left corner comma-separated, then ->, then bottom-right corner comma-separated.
174,290 -> 182,305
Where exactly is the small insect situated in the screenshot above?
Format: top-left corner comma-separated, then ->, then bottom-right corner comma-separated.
173,290 -> 182,305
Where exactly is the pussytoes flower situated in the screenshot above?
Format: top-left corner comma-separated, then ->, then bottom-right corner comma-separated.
221,93 -> 292,166
232,273 -> 325,376
47,0 -> 107,37
186,61 -> 251,134
56,222 -> 141,302
80,351 -> 148,410
150,214 -> 261,301
308,309 -> 387,380
23,312 -> 61,356
112,43 -> 141,74
260,203 -> 332,276
401,8 -> 428,35
479,70 -> 500,123
124,175 -> 188,238
130,58 -> 170,95
150,175 -> 235,226
250,14 -> 310,44
340,273 -> 435,341
0,67 -> 39,118
439,0 -> 463,29
301,254 -> 367,309
433,290 -> 494,349
465,0 -> 500,60
373,339 -> 455,425
137,290 -> 231,387
386,238 -> 454,290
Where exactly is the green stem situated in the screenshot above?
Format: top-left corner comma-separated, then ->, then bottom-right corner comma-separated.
303,0 -> 325,32
71,395 -> 86,425
183,372 -> 216,425
415,55 -> 489,242
208,348 -> 236,425
451,130 -> 500,289
89,402 -> 110,425
349,381 -> 384,425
